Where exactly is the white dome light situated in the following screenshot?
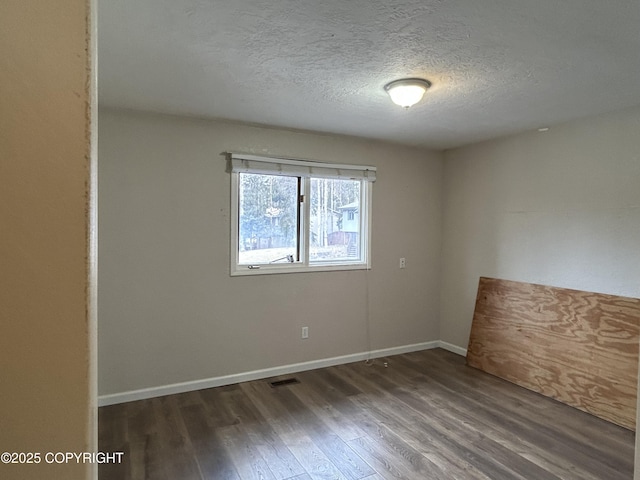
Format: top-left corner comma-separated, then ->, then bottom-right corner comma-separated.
384,78 -> 432,108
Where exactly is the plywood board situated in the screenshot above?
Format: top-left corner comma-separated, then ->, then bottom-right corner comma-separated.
467,277 -> 640,430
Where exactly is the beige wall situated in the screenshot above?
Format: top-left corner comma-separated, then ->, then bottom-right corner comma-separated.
440,106 -> 640,349
0,1 -> 97,479
98,108 -> 443,397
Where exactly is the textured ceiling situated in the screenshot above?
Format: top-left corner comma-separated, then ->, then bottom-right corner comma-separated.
98,0 -> 640,150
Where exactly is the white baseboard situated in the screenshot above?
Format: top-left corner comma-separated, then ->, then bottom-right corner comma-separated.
438,341 -> 468,356
98,340 -> 465,406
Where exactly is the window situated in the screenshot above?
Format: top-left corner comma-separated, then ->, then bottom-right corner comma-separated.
230,154 -> 376,275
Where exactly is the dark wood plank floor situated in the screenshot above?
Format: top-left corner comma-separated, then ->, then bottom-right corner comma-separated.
99,348 -> 635,480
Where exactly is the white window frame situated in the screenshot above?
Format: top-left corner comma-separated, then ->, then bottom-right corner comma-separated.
229,153 -> 375,276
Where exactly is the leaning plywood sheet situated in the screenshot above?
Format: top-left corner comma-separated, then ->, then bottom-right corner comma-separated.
467,277 -> 640,430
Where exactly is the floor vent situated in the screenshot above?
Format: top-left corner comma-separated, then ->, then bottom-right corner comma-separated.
269,378 -> 300,388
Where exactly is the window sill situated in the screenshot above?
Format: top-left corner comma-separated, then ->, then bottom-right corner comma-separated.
230,263 -> 370,276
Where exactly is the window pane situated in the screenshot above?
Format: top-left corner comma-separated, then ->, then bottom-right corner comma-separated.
238,173 -> 298,265
309,178 -> 361,263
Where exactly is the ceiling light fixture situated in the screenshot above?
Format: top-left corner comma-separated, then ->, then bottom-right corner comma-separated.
384,78 -> 432,108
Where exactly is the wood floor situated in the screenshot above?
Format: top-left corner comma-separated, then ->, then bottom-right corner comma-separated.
98,349 -> 635,480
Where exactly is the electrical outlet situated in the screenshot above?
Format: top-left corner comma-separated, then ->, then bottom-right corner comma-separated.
399,257 -> 406,269
302,326 -> 309,339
